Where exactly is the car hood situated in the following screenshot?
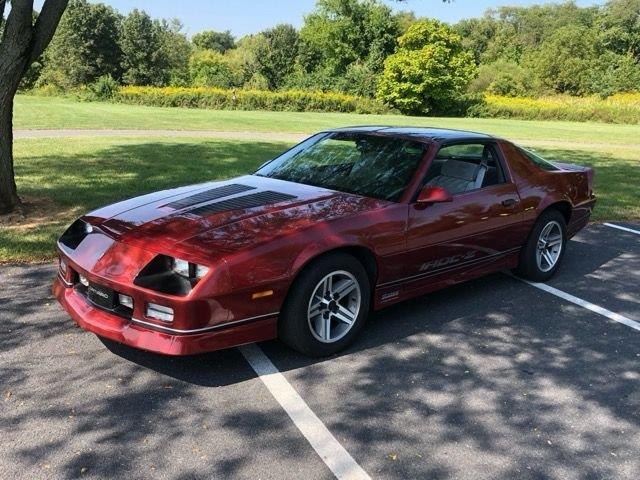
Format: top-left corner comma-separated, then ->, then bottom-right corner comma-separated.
84,175 -> 388,261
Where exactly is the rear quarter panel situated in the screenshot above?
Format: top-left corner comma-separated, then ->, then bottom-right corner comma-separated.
498,141 -> 594,235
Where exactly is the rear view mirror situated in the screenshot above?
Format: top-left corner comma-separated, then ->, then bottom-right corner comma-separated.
416,186 -> 453,204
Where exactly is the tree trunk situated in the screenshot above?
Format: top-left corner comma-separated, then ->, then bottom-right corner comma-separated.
0,86 -> 21,214
0,0 -> 69,214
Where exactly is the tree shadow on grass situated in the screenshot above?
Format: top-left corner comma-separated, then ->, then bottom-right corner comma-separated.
15,139 -> 292,212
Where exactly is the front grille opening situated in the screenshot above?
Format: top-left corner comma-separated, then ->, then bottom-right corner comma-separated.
73,270 -> 133,319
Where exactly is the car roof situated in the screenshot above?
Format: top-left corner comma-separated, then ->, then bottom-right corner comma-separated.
325,125 -> 496,142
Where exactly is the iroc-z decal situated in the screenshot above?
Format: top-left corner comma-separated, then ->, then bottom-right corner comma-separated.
419,251 -> 478,272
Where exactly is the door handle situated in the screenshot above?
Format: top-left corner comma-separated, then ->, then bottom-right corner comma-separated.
501,199 -> 517,207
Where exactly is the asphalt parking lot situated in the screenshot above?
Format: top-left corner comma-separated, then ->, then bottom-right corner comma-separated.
1,222 -> 638,480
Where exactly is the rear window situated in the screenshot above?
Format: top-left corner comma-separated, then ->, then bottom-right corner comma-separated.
517,147 -> 559,171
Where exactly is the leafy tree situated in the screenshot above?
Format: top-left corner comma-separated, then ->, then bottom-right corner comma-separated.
524,24 -> 598,95
377,19 -> 476,114
119,9 -> 167,86
226,33 -> 270,88
38,0 -> 121,88
459,2 -> 599,65
297,0 -> 402,90
158,19 -> 192,86
1,0 -> 69,214
588,51 -> 640,96
256,24 -> 299,90
454,17 -> 497,65
598,0 -> 640,62
188,49 -> 240,88
192,30 -> 235,53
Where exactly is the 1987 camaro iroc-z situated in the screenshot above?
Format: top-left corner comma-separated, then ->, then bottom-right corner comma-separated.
54,127 -> 596,356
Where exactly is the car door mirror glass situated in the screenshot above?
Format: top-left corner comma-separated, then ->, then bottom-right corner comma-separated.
416,186 -> 453,204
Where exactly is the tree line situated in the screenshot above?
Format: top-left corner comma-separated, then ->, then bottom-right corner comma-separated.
24,0 -> 640,113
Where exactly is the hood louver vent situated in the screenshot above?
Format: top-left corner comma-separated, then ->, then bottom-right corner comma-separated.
165,184 -> 255,210
189,191 -> 297,216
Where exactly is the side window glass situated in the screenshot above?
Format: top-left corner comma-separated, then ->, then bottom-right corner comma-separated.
423,143 -> 505,195
517,147 -> 559,171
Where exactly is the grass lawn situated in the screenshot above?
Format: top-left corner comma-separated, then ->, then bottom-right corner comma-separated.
14,94 -> 640,145
1,133 -> 637,263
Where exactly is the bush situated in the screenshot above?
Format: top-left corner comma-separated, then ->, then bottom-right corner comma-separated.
113,86 -> 390,114
469,61 -> 535,97
87,75 -> 120,100
188,50 -> 241,88
468,94 -> 640,124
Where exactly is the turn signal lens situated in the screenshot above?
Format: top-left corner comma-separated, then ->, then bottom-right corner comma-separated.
146,303 -> 174,322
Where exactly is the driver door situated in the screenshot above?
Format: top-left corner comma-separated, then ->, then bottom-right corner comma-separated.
401,142 -> 526,294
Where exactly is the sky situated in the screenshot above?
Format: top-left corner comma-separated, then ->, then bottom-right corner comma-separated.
75,0 -> 604,37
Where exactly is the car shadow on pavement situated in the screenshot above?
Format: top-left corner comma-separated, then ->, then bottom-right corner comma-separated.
3,228 -> 639,479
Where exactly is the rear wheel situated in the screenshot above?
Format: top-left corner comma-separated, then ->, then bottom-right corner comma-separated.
515,209 -> 567,281
279,253 -> 370,357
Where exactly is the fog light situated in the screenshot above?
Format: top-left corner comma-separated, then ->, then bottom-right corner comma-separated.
79,275 -> 89,287
118,294 -> 133,309
146,303 -> 174,322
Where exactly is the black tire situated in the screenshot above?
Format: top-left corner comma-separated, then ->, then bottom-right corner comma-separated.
279,252 -> 371,357
514,209 -> 567,281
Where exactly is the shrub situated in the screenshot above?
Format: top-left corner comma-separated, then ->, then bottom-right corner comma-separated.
468,94 -> 640,124
469,61 -> 535,97
113,86 -> 390,114
188,50 -> 241,88
87,75 -> 120,100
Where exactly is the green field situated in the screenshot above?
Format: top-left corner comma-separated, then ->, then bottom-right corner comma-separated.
14,95 -> 640,145
1,95 -> 638,263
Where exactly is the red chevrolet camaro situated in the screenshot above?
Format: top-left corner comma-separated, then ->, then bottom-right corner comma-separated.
54,127 -> 596,356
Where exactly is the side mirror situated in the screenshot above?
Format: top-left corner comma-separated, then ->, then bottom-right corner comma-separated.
416,186 -> 453,204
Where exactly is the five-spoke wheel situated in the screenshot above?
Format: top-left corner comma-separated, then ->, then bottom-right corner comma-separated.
515,208 -> 567,281
279,253 -> 370,357
307,271 -> 362,343
536,220 -> 563,272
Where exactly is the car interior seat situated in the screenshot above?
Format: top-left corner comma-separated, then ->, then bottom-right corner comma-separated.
425,159 -> 481,194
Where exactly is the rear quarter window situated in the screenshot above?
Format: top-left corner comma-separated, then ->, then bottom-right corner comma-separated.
517,147 -> 559,171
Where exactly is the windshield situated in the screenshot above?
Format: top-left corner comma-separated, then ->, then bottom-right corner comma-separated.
255,132 -> 426,202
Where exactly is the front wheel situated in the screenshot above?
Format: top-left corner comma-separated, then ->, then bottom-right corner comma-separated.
279,253 -> 371,357
515,209 -> 567,281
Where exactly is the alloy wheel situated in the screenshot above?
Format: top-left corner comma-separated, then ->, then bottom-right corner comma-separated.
307,270 -> 362,343
536,220 -> 563,272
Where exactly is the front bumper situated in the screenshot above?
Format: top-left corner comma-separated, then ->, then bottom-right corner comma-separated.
53,275 -> 277,356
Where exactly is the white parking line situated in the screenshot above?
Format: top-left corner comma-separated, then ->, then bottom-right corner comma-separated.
239,343 -> 371,480
516,278 -> 640,332
603,223 -> 640,236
